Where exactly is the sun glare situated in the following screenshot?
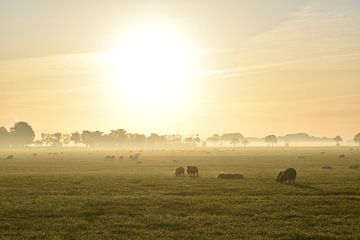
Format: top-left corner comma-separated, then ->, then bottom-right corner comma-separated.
104,22 -> 197,118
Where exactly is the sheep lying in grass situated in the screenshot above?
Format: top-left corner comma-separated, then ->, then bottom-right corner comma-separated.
4,155 -> 14,160
218,173 -> 244,179
349,165 -> 359,170
104,155 -> 115,161
322,166 -> 333,170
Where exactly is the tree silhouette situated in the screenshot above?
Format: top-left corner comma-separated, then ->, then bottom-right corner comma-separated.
354,133 -> 360,146
241,138 -> 249,147
71,132 -> 82,145
207,134 -> 220,146
10,122 -> 35,146
265,135 -> 277,146
230,137 -> 240,147
0,127 -> 10,147
334,135 -> 342,146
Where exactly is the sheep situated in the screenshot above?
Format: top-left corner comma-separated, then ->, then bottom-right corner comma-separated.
175,167 -> 185,176
187,166 -> 199,176
276,168 -> 297,184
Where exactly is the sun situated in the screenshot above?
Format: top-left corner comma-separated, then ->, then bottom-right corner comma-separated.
104,22 -> 197,118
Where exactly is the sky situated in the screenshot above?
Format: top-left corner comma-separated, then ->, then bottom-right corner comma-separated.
1,0 -> 360,140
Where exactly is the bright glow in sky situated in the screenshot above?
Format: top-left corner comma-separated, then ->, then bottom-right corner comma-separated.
1,0 -> 360,139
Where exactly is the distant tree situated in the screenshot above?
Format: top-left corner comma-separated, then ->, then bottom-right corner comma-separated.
284,139 -> 290,148
166,134 -> 183,146
265,135 -> 277,146
71,132 -> 82,145
241,138 -> 249,147
10,122 -> 35,146
230,137 -> 240,147
207,134 -> 220,146
127,133 -> 146,146
81,130 -> 103,147
334,135 -> 343,146
41,133 -> 63,147
220,133 -> 244,142
147,133 -> 166,146
354,133 -> 360,146
62,134 -> 71,145
108,129 -> 128,146
0,127 -> 10,147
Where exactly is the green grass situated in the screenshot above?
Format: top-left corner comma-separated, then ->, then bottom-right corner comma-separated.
0,147 -> 359,239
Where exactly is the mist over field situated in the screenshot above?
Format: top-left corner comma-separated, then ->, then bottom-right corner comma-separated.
1,0 -> 360,239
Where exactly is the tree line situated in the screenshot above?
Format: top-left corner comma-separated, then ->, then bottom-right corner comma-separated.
1,121 -> 360,148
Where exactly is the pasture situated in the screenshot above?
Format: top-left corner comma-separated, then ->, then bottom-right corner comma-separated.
0,147 -> 359,239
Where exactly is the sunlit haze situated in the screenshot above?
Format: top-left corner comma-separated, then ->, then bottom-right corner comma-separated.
1,0 -> 360,140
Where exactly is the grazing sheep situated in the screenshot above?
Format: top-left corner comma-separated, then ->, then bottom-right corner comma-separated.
187,166 -> 199,176
104,155 -> 115,161
339,154 -> 346,159
276,168 -> 297,184
175,167 -> 185,176
349,165 -> 359,169
322,166 -> 333,170
129,153 -> 140,160
4,155 -> 14,160
218,173 -> 244,179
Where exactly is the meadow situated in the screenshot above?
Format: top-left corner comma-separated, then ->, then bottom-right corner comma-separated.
0,147 -> 359,240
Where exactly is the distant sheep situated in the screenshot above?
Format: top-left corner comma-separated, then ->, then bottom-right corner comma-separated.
187,166 -> 199,176
104,155 -> 115,161
276,168 -> 297,184
218,173 -> 244,179
4,155 -> 14,160
349,165 -> 359,170
118,155 -> 124,160
175,167 -> 185,176
339,154 -> 346,159
129,153 -> 140,160
322,166 -> 333,170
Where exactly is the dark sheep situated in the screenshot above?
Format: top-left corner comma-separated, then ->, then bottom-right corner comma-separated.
349,165 -> 359,169
175,167 -> 185,176
104,155 -> 115,161
187,166 -> 199,176
339,154 -> 346,159
322,166 -> 333,170
276,168 -> 297,184
4,155 -> 14,160
218,173 -> 244,179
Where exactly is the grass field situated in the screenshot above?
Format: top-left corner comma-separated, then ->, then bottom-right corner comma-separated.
0,147 -> 359,240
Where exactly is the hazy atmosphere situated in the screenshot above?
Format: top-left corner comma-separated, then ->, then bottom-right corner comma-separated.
1,0 -> 360,139
1,1 -> 360,240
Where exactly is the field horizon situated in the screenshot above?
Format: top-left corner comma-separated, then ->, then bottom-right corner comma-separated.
1,146 -> 359,239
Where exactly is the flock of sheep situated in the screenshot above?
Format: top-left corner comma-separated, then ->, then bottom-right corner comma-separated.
175,166 -> 296,183
1,151 -> 357,185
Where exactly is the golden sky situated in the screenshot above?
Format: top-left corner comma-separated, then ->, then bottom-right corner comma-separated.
1,0 -> 360,140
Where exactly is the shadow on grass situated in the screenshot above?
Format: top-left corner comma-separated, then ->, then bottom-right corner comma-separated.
292,183 -> 323,192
